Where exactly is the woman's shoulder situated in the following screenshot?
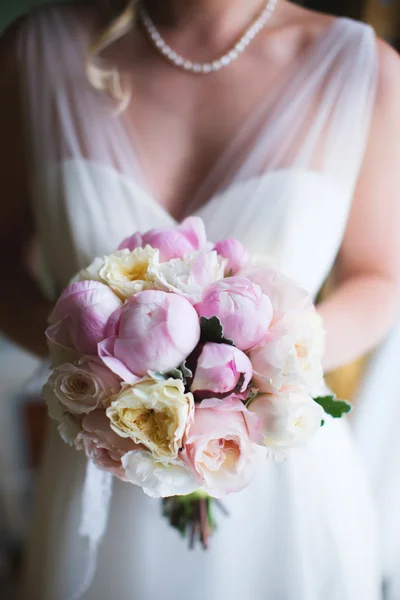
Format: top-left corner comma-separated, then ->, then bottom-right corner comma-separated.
0,2 -> 107,92
276,2 -> 367,38
0,1 -> 101,58
292,5 -> 400,85
258,3 -> 374,70
294,7 -> 400,127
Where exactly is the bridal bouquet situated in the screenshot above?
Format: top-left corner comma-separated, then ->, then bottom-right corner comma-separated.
43,217 -> 350,548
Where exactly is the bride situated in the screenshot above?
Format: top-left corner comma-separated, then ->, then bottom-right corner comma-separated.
1,0 -> 399,598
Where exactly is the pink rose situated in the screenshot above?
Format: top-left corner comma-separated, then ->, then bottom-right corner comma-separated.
76,411 -> 140,479
46,281 -> 122,364
195,277 -> 273,351
181,397 -> 259,497
190,343 -> 252,398
214,239 -> 250,275
98,290 -> 201,382
118,217 -> 207,262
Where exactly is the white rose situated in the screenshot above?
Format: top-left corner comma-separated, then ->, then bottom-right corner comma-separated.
249,390 -> 324,459
43,382 -> 82,445
106,378 -> 194,461
122,450 -> 198,498
44,357 -> 120,416
72,247 -> 160,300
251,308 -> 325,396
148,251 -> 226,303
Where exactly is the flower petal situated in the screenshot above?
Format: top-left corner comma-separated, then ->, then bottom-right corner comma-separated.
122,451 -> 198,498
98,337 -> 140,384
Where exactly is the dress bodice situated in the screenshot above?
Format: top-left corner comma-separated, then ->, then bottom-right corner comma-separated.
36,159 -> 349,299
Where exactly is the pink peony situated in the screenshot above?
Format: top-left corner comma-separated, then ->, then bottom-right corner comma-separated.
214,239 -> 250,275
190,342 -> 252,398
98,290 -> 201,382
76,410 -> 140,479
118,231 -> 144,252
195,277 -> 273,351
46,280 -> 122,365
118,217 -> 207,262
181,397 -> 259,497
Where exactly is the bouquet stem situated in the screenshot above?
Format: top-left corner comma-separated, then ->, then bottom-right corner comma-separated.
162,492 -> 226,550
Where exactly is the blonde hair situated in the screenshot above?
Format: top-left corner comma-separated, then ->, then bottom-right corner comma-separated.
86,1 -> 136,110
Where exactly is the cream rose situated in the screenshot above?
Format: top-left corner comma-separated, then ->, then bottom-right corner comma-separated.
44,357 -> 120,416
42,381 -> 82,445
73,246 -> 160,299
106,378 -> 194,461
122,451 -> 198,498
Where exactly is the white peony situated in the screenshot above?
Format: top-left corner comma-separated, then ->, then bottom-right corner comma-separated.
106,378 -> 194,461
249,390 -> 324,459
239,263 -> 311,320
122,451 -> 198,498
148,250 -> 227,304
71,256 -> 104,285
72,246 -> 160,299
250,308 -> 325,396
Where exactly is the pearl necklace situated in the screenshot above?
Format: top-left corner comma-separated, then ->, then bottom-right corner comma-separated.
138,0 -> 279,74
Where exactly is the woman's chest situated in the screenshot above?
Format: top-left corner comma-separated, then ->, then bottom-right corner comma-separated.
122,61 -> 279,219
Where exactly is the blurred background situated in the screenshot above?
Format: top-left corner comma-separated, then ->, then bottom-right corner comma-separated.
0,0 -> 399,597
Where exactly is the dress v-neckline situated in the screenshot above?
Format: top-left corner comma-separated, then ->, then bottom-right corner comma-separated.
119,17 -> 348,223
58,157 -> 344,228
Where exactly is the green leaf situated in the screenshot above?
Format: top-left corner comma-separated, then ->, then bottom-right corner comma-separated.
169,368 -> 183,380
200,316 -> 235,346
148,371 -> 167,382
245,388 -> 259,406
164,362 -> 193,387
314,395 -> 352,419
180,361 -> 193,380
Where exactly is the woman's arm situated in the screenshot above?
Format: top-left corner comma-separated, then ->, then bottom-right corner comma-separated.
0,20 -> 51,357
318,40 -> 400,373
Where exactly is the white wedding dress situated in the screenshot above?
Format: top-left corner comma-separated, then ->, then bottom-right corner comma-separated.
17,7 -> 382,600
